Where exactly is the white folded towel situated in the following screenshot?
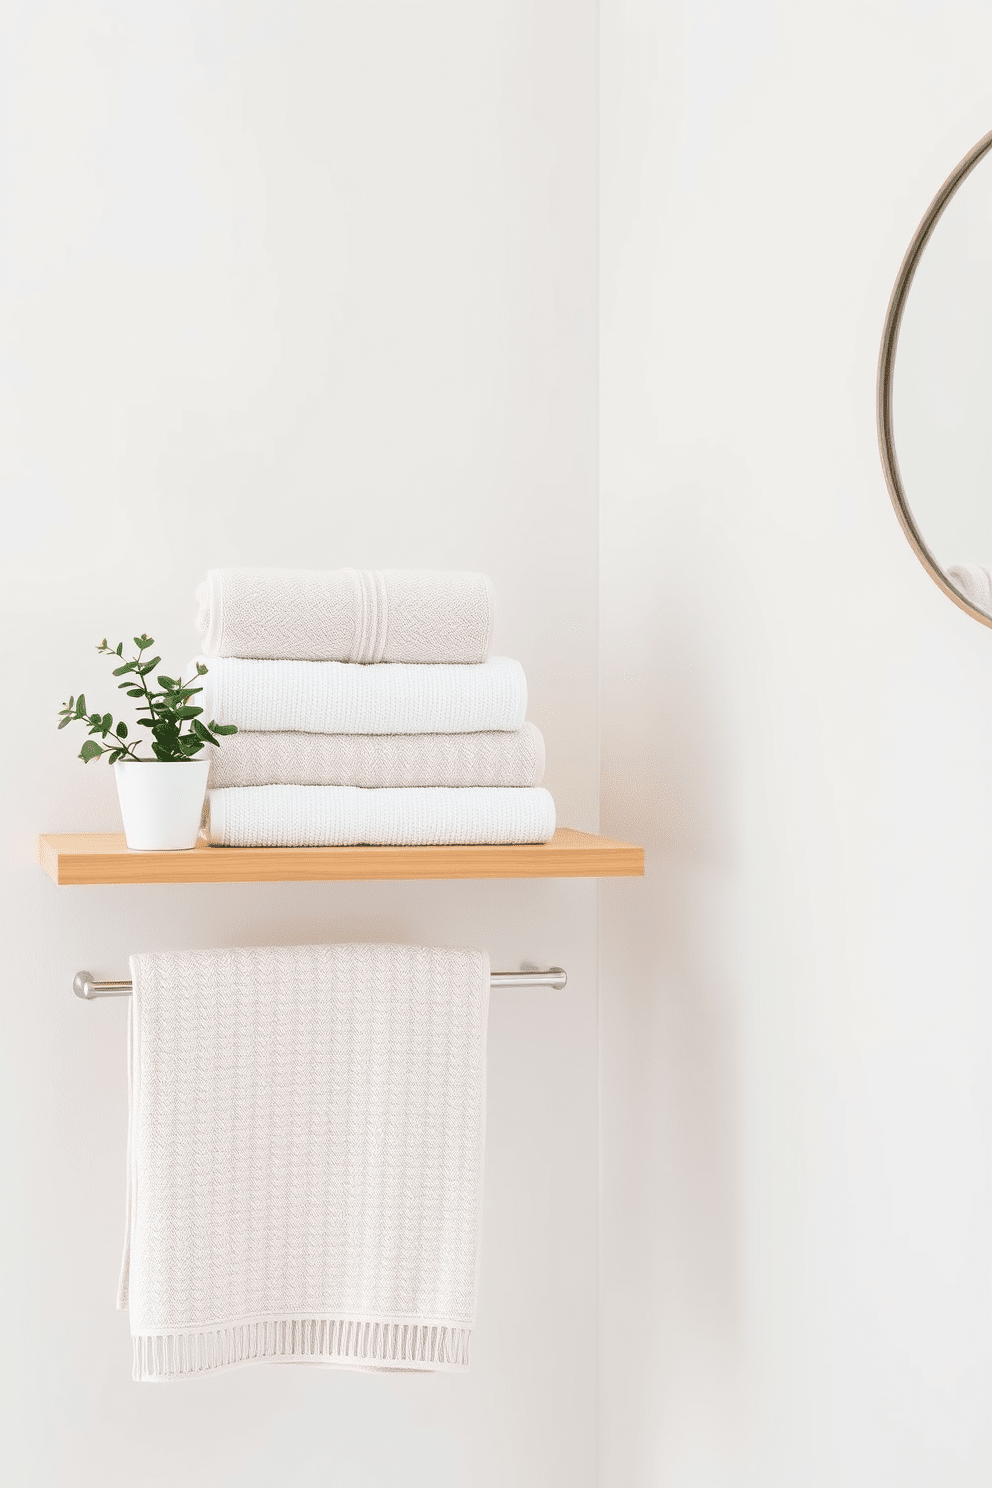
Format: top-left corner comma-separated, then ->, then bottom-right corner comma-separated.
195,568 -> 495,663
945,563 -> 992,616
204,723 -> 546,789
194,655 -> 527,735
119,943 -> 490,1380
206,784 -> 557,846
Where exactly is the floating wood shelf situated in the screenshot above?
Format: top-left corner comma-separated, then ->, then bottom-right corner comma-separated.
39,829 -> 644,886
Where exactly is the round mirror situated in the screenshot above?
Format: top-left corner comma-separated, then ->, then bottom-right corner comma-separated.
878,127 -> 992,625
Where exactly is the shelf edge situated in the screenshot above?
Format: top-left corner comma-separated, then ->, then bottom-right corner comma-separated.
38,832 -> 645,885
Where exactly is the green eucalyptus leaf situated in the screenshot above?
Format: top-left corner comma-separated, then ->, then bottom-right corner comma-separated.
196,662 -> 208,675
57,716 -> 72,730
112,662 -> 134,675
75,695 -> 87,717
210,722 -> 238,735
79,740 -> 102,763
116,721 -> 128,738
135,635 -> 154,650
157,676 -> 176,689
174,706 -> 203,720
116,642 -> 123,656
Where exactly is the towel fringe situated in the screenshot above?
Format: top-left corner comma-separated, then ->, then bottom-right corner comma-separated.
132,1319 -> 471,1380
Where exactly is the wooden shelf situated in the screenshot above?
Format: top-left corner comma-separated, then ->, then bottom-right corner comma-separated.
39,829 -> 644,886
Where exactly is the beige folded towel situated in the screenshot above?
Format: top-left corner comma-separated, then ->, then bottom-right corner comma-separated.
205,724 -> 545,788
195,568 -> 495,663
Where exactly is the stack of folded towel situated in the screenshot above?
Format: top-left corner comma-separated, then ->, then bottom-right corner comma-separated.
192,568 -> 556,847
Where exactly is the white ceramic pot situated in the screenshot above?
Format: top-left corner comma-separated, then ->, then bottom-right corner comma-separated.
114,760 -> 211,851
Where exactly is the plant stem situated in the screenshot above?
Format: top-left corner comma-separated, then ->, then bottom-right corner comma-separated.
133,653 -> 160,724
83,726 -> 145,762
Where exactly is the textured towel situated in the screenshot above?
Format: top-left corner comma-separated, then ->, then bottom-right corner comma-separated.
119,943 -> 490,1381
204,724 -> 546,789
206,784 -> 556,847
195,568 -> 495,663
194,655 -> 527,735
946,563 -> 992,616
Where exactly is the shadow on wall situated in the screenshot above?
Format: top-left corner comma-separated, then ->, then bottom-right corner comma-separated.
600,508 -> 745,1482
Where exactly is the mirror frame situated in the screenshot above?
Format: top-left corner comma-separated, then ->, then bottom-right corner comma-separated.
877,126 -> 992,627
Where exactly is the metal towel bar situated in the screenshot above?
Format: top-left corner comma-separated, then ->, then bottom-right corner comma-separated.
72,966 -> 567,999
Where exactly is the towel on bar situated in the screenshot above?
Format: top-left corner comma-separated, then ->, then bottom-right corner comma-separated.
204,723 -> 546,789
119,943 -> 490,1380
945,563 -> 992,616
205,784 -> 557,847
194,655 -> 527,736
195,568 -> 495,664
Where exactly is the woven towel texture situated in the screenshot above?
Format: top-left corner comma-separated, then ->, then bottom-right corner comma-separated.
120,944 -> 490,1380
195,568 -> 495,663
205,784 -> 557,846
195,655 -> 526,735
204,723 -> 546,789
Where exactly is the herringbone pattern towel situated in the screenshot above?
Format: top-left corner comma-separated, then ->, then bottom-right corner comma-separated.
195,568 -> 494,663
118,944 -> 490,1381
204,723 -> 546,789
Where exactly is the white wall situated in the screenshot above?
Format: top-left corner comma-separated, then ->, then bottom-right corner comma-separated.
0,5 -> 598,1485
601,3 -> 992,1486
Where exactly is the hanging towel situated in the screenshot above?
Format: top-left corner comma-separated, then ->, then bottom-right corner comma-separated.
195,568 -> 495,664
119,943 -> 490,1381
193,655 -> 527,735
204,723 -> 546,789
945,562 -> 992,616
205,784 -> 557,847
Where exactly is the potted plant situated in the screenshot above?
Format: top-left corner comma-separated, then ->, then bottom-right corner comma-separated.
58,634 -> 237,851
